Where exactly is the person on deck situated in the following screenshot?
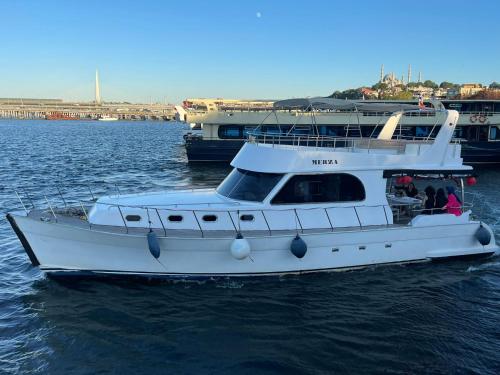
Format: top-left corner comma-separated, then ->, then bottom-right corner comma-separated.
434,188 -> 448,214
405,183 -> 419,198
443,186 -> 462,216
423,186 -> 436,214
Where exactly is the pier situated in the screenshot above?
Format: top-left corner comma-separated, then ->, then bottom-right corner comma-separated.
0,98 -> 177,121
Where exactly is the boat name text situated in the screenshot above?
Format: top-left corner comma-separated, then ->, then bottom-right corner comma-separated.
312,159 -> 338,165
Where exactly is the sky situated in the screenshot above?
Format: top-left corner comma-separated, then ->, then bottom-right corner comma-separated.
0,0 -> 498,104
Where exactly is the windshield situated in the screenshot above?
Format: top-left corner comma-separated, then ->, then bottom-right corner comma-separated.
217,168 -> 283,202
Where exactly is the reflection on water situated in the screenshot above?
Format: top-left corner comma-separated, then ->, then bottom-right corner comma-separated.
0,120 -> 499,374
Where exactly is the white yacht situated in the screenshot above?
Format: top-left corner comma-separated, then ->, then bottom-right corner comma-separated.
98,115 -> 118,121
7,99 -> 498,278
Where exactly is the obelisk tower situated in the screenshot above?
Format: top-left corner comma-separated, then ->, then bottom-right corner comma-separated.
95,69 -> 101,105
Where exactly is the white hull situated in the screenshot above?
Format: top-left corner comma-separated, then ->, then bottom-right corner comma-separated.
10,212 -> 498,278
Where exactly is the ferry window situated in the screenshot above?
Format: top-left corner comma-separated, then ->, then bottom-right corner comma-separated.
202,215 -> 217,222
454,126 -> 465,139
168,215 -> 183,222
271,173 -> 365,204
240,214 -> 254,221
415,126 -> 431,138
217,168 -> 283,202
479,126 -> 489,141
318,126 -> 345,137
125,215 -> 141,222
262,126 -> 282,134
243,126 -> 256,137
218,125 -> 242,139
490,126 -> 500,141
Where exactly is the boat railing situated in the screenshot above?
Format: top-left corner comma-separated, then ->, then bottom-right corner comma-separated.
17,192 -> 478,238
246,131 -> 442,153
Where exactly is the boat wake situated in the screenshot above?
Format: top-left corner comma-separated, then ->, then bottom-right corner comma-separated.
466,259 -> 500,272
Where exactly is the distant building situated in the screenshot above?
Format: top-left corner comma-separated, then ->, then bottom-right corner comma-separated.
381,73 -> 404,88
432,88 -> 448,99
360,87 -> 378,99
407,85 -> 434,99
446,88 -> 460,98
460,83 -> 483,97
183,98 -> 275,111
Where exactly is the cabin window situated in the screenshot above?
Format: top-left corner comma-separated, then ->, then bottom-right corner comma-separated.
240,214 -> 254,221
125,215 -> 141,222
490,126 -> 500,141
168,215 -> 183,222
218,125 -> 242,139
202,215 -> 217,222
272,173 -> 365,204
217,168 -> 283,202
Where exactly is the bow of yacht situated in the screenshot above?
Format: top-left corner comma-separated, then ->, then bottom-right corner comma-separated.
7,99 -> 498,278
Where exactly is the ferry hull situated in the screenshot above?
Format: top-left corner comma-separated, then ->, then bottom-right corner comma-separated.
185,139 -> 500,164
8,213 -> 498,278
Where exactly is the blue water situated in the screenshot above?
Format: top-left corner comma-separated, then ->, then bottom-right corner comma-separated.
1,120 -> 500,374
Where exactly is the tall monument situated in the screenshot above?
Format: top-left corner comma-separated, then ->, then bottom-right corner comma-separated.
407,64 -> 412,84
95,69 -> 101,105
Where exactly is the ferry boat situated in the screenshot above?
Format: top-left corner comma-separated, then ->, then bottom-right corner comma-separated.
6,99 -> 497,279
182,99 -> 500,164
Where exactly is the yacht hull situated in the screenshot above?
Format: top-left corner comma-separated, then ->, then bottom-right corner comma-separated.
8,212 -> 498,278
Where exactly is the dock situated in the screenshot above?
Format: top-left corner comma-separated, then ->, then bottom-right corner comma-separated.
0,98 -> 177,121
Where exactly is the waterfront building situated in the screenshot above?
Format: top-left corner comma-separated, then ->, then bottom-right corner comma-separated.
460,83 -> 484,97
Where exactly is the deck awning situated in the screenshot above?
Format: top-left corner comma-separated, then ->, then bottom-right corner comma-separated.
383,169 -> 474,178
273,97 -> 428,112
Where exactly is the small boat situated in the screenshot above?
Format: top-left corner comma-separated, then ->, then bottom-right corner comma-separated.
98,115 -> 118,121
7,98 -> 498,279
45,112 -> 79,120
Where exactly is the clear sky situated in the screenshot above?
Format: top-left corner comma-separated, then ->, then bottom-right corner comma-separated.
0,0 -> 498,103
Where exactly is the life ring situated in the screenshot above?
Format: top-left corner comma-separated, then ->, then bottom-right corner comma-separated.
470,114 -> 477,123
478,114 -> 487,123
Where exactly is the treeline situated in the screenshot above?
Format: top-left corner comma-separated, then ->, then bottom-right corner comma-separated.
329,81 -> 500,100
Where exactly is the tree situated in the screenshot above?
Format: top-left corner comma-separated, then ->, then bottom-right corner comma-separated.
490,81 -> 500,89
330,88 -> 363,100
439,81 -> 455,89
407,82 -> 420,88
371,82 -> 388,91
422,80 -> 438,89
469,90 -> 500,100
381,91 -> 413,100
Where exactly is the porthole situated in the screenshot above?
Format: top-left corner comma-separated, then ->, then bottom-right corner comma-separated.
202,215 -> 217,222
168,215 -> 183,222
240,214 -> 254,221
125,215 -> 141,222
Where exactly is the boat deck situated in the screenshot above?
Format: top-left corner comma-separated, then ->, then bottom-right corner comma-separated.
27,207 -> 412,239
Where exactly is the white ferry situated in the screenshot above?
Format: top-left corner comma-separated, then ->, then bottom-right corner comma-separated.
7,99 -> 497,279
182,99 -> 500,164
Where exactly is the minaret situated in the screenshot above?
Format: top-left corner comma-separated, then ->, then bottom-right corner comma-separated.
401,74 -> 404,84
380,64 -> 384,82
95,69 -> 101,105
407,64 -> 412,84
418,71 -> 422,83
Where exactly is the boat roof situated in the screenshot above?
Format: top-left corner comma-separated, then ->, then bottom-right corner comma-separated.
273,97 -> 427,112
